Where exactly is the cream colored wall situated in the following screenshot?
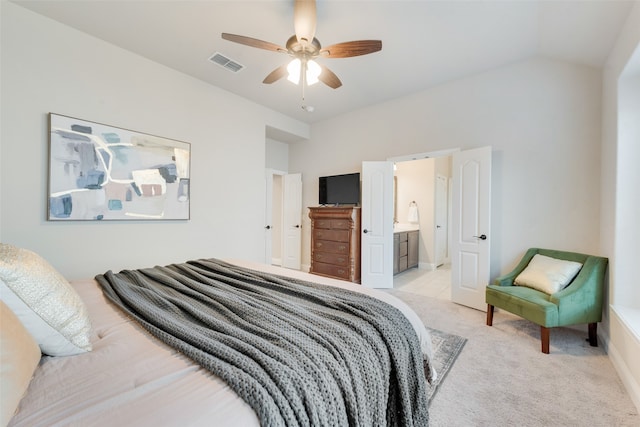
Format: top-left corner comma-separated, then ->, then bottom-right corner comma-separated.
600,0 -> 640,412
395,159 -> 436,269
394,156 -> 452,270
0,2 -> 308,279
291,57 -> 603,280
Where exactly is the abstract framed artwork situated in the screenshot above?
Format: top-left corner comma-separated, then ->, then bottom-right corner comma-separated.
48,113 -> 190,221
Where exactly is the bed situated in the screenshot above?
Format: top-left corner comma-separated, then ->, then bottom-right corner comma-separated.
1,244 -> 435,427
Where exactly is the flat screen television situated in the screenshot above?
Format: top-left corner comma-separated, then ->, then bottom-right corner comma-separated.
319,173 -> 360,206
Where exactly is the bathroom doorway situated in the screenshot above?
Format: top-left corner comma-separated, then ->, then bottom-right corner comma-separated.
391,154 -> 453,300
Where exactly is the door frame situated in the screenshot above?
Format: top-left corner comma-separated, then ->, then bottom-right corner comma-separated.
435,173 -> 449,267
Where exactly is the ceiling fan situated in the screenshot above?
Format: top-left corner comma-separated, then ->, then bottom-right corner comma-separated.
221,0 -> 382,90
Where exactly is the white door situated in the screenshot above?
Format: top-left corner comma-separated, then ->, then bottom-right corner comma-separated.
435,174 -> 448,267
361,161 -> 394,288
264,170 -> 275,264
282,173 -> 302,270
451,146 -> 492,311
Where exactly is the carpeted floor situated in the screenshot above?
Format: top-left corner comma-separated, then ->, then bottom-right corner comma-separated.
388,289 -> 639,427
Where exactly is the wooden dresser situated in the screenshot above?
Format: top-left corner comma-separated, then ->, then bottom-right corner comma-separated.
309,206 -> 361,283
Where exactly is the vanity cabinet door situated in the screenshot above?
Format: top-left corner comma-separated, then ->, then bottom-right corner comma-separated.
408,231 -> 419,268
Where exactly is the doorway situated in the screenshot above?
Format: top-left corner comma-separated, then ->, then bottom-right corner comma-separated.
391,156 -> 452,300
361,147 -> 491,310
265,169 -> 303,269
265,169 -> 285,266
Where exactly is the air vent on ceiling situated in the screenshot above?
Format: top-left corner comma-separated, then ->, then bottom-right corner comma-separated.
209,52 -> 245,73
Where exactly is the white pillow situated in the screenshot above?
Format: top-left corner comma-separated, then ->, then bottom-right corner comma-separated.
0,300 -> 42,427
0,244 -> 92,356
514,254 -> 583,294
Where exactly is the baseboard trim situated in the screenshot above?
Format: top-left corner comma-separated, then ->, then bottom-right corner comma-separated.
418,262 -> 437,271
271,257 -> 282,266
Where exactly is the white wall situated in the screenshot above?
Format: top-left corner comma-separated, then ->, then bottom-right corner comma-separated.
0,2 -> 308,280
291,57 -> 603,277
601,0 -> 640,412
266,138 -> 289,172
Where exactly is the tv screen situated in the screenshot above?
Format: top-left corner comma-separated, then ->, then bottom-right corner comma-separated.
319,173 -> 360,206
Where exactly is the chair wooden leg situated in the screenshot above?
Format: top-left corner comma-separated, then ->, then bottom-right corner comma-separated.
588,323 -> 598,347
541,326 -> 550,354
486,304 -> 494,326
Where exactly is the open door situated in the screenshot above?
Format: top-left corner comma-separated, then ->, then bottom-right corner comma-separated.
282,173 -> 302,269
451,146 -> 492,311
435,174 -> 448,267
361,161 -> 394,288
264,170 -> 276,264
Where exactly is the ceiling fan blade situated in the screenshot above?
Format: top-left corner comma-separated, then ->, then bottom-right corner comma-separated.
221,33 -> 286,53
263,64 -> 288,84
320,40 -> 382,58
294,0 -> 317,47
318,65 -> 342,89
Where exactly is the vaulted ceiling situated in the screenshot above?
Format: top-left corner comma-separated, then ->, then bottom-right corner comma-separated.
12,0 -> 635,123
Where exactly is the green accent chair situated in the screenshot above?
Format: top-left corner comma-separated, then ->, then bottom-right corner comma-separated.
486,248 -> 608,354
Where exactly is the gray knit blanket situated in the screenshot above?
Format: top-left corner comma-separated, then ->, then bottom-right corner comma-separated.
95,258 -> 429,427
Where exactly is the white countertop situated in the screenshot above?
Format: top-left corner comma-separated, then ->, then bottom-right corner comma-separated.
393,223 -> 420,232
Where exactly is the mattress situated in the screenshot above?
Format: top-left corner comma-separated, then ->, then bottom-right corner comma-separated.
9,260 -> 434,427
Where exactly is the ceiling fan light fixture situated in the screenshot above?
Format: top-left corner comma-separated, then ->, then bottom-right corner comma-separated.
306,59 -> 321,85
287,58 -> 321,86
287,58 -> 301,84
222,0 -> 380,92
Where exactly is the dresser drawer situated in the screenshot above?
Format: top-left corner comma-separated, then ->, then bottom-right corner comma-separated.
329,219 -> 352,230
314,240 -> 350,254
313,262 -> 351,280
314,219 -> 352,230
313,229 -> 349,242
313,252 -> 349,266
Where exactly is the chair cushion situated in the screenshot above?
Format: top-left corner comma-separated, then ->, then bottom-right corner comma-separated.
486,284 -> 559,327
514,254 -> 582,294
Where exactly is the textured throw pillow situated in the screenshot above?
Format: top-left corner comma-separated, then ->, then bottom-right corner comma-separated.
0,299 -> 42,427
0,244 -> 92,356
514,254 -> 583,294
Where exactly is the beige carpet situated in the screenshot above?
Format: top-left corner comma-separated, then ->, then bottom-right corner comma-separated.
388,289 -> 639,427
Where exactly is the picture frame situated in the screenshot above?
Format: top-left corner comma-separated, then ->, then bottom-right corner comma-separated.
48,113 -> 190,221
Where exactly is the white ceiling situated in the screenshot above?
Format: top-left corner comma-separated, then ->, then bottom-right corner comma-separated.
11,0 -> 634,124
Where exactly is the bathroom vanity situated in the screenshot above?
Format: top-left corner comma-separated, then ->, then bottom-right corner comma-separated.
393,224 -> 419,275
